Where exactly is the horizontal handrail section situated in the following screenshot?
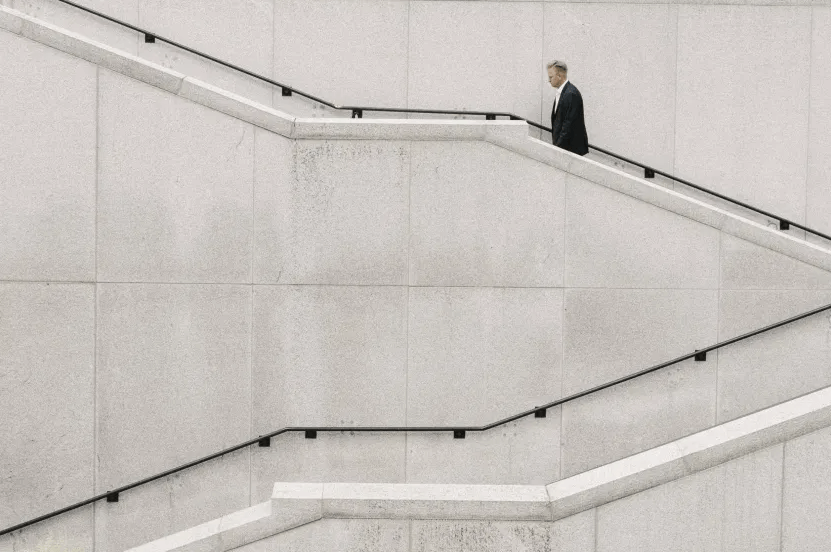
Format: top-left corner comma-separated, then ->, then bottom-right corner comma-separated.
38,0 -> 831,245
4,300 -> 831,536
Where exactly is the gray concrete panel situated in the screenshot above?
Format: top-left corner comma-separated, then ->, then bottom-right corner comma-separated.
0,31 -> 95,281
0,507 -> 93,552
408,2 -> 543,122
595,452 -> 715,551
411,511 -> 595,552
561,360 -> 716,477
250,433 -> 407,503
0,284 -> 94,526
254,133 -> 410,285
410,141 -> 565,287
96,284 -> 251,490
721,445 -> 783,552
97,70 -> 253,283
235,518 -> 409,552
597,444 -> 782,551
565,177 -> 720,289
720,234 -> 831,289
562,288 -> 719,395
252,285 -> 407,429
407,287 -> 562,426
717,290 -> 831,422
544,4 -> 678,173
271,0 -> 408,116
11,0 -> 139,54
675,5 -> 811,223
94,450 -> 249,552
806,8 -> 831,237
405,415 -> 560,485
138,0 -> 273,106
783,425 -> 831,552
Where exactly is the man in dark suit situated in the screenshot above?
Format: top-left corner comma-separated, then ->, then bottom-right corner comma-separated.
547,60 -> 589,156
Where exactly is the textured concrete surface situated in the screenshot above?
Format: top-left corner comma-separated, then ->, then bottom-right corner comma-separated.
407,287 -> 562,425
254,134 -> 410,285
236,518 -> 409,552
0,507 -> 94,552
674,5 -> 812,223
6,7 -> 831,550
97,69 -> 253,283
562,288 -> 719,394
250,433 -> 407,503
95,450 -> 250,552
0,284 -> 95,526
410,141 -> 565,287
782,425 -> 831,552
717,290 -> 831,422
272,0 -> 408,118
96,284 -> 251,489
596,445 -> 782,552
410,513 -> 595,552
321,483 -> 551,521
125,386 -> 831,550
139,0 -> 273,105
720,234 -> 831,290
10,0 -> 138,53
561,360 -> 717,477
565,177 -> 720,289
252,285 -> 407,428
806,7 -> 831,239
408,2 -> 542,122
405,416 -> 561,485
0,30 -> 96,281
544,3 -> 677,173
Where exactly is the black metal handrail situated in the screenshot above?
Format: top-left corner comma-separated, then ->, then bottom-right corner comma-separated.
4,300 -> 831,536
37,0 -> 831,244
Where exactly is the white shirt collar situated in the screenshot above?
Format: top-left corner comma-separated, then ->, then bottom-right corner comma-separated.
555,79 -> 569,95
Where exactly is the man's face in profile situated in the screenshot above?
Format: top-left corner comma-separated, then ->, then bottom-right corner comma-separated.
547,67 -> 565,89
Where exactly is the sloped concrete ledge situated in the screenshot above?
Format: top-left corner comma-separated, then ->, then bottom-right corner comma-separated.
320,482 -> 551,521
130,386 -> 831,551
4,3 -> 831,275
546,385 -> 831,521
125,501 -> 320,552
290,118 -> 528,142
3,1 -> 831,275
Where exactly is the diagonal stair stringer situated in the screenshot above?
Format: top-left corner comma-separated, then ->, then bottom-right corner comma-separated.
2,3 -> 830,274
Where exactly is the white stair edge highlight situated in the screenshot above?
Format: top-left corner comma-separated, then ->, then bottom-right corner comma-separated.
2,4 -> 831,273
127,386 -> 831,552
546,384 -> 831,520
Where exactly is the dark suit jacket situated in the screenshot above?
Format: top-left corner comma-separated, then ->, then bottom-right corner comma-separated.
551,81 -> 589,156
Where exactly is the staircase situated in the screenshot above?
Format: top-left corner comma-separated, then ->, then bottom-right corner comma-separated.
3,5 -> 831,551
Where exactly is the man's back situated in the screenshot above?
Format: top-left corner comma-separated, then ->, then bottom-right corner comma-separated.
551,81 -> 589,156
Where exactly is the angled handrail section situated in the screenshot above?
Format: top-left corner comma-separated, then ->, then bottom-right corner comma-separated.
3,300 -> 831,536
38,0 -> 831,245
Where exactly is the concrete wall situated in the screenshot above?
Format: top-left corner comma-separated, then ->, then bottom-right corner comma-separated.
6,19 -> 831,551
3,0 -> 830,233
236,425 -> 831,552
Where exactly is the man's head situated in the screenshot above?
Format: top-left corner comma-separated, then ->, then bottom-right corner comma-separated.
547,60 -> 568,89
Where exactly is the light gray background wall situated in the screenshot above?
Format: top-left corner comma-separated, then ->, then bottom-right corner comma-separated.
3,10 -> 831,552
1,0 -> 829,233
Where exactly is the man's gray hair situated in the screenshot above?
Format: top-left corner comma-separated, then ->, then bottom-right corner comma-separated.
547,60 -> 568,73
